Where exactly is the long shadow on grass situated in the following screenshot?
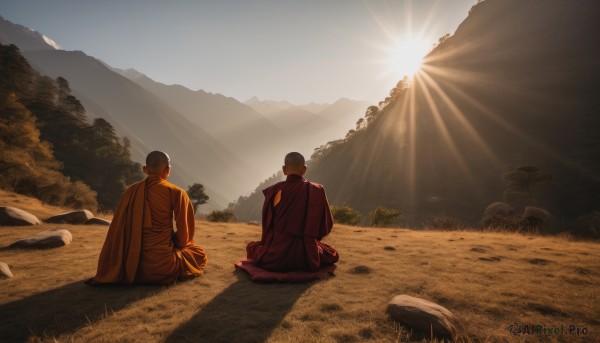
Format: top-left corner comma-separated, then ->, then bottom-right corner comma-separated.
0,280 -> 167,341
166,271 -> 313,343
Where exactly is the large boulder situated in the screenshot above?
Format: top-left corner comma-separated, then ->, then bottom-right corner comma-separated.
85,217 -> 111,226
9,229 -> 72,249
0,207 -> 41,226
45,210 -> 93,224
0,262 -> 13,279
386,295 -> 458,338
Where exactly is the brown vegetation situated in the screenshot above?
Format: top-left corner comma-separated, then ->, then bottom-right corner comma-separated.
0,191 -> 598,342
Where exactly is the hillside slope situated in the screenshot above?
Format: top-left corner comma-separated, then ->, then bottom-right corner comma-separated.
22,49 -> 254,209
0,191 -> 598,342
235,0 -> 600,227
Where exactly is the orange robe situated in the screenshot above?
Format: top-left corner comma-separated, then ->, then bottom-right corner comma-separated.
246,174 -> 339,272
90,175 -> 207,284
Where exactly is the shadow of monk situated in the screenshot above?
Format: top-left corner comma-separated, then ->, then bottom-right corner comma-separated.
166,271 -> 314,343
0,280 -> 168,341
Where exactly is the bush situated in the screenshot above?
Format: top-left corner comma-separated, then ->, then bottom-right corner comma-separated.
368,207 -> 401,227
519,206 -> 551,232
207,208 -> 235,222
424,215 -> 468,230
331,205 -> 362,225
482,202 -> 517,229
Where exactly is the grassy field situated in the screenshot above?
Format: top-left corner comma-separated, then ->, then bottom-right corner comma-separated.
0,190 -> 599,342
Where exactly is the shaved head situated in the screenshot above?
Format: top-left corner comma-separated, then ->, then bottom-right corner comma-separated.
284,152 -> 305,169
145,151 -> 170,172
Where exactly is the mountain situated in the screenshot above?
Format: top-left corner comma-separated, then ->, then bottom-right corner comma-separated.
244,96 -> 295,115
118,70 -> 371,191
233,0 -> 600,233
21,49 -> 255,209
244,96 -> 371,159
0,15 -> 61,50
114,69 -> 289,176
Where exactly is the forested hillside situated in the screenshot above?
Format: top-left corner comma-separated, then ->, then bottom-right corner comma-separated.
0,44 -> 143,210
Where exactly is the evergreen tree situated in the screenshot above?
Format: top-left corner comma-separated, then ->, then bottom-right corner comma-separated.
0,92 -> 97,209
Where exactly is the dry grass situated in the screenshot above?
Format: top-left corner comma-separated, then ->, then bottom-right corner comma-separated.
1,192 -> 599,342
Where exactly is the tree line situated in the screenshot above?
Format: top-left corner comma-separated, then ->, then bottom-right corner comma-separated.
0,43 -> 143,211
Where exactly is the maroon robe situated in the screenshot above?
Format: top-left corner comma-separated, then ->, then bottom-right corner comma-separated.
246,174 -> 339,272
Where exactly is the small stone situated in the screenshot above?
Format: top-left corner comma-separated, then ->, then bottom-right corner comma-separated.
9,229 -> 72,249
85,217 -> 111,226
0,206 -> 41,226
45,210 -> 94,224
386,294 -> 458,338
0,262 -> 13,279
350,265 -> 372,274
384,246 -> 397,251
247,220 -> 261,226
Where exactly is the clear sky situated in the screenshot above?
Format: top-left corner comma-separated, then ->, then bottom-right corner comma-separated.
2,0 -> 476,104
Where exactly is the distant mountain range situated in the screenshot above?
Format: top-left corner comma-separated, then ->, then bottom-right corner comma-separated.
0,15 -> 370,210
233,0 -> 600,231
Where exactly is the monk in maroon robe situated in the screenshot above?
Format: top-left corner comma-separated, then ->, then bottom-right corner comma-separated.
246,152 -> 339,272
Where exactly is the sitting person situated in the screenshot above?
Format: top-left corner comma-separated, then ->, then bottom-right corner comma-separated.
246,152 -> 339,272
89,151 -> 207,284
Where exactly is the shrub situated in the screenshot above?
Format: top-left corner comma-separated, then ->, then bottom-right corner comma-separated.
331,205 -> 362,225
519,206 -> 551,233
424,215 -> 468,230
207,208 -> 235,222
482,202 -> 517,229
368,207 -> 401,227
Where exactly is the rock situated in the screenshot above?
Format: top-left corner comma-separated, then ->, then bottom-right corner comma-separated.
0,262 -> 13,279
386,295 -> 457,338
45,210 -> 94,224
85,217 -> 111,226
247,220 -> 261,226
9,229 -> 72,249
0,206 -> 41,226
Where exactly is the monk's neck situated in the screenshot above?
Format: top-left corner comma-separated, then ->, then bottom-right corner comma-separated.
285,174 -> 304,182
147,174 -> 167,181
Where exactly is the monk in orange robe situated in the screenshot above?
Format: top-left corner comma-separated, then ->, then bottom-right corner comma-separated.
89,151 -> 207,284
246,152 -> 339,272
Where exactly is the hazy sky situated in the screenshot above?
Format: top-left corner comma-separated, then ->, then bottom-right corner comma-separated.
2,0 -> 476,104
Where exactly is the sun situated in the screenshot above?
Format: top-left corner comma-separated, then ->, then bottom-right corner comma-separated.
388,37 -> 431,78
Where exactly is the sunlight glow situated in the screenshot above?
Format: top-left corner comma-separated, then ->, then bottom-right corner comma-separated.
388,37 -> 430,78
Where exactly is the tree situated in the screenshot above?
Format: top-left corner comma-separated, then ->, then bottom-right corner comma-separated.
187,183 -> 209,212
368,206 -> 401,227
207,209 -> 235,222
502,165 -> 553,208
331,205 -> 362,225
0,93 -> 97,209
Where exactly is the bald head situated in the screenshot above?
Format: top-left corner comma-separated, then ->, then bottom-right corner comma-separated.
283,152 -> 306,176
144,151 -> 171,176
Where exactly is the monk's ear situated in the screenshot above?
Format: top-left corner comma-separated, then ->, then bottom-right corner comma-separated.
301,165 -> 307,176
143,166 -> 149,175
282,165 -> 287,175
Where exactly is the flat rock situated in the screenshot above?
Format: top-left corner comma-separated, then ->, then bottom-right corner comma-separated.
0,262 -> 13,279
386,294 -> 457,338
0,206 -> 41,226
9,229 -> 72,249
247,220 -> 261,226
45,210 -> 93,224
85,217 -> 111,225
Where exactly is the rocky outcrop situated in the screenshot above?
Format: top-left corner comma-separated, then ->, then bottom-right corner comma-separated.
9,229 -> 72,249
0,207 -> 41,226
45,210 -> 93,224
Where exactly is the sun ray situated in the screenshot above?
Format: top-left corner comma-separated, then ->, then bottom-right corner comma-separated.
418,69 -> 499,164
413,73 -> 471,176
